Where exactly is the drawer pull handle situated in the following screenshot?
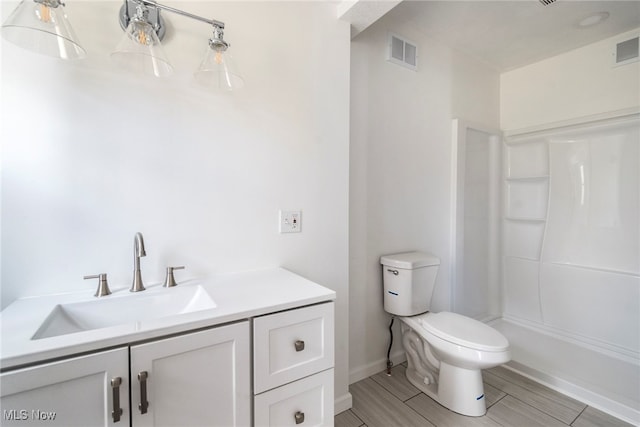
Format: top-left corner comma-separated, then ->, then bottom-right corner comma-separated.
294,411 -> 305,424
138,371 -> 149,414
111,377 -> 123,423
294,340 -> 305,352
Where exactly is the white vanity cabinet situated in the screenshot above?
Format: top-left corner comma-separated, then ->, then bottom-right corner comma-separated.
0,269 -> 336,427
0,321 -> 250,427
0,348 -> 130,426
253,302 -> 334,427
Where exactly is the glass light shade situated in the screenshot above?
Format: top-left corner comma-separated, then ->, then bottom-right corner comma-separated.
1,0 -> 86,59
194,46 -> 244,91
110,18 -> 173,78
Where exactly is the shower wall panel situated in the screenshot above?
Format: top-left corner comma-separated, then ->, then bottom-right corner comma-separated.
502,139 -> 549,324
540,119 -> 640,355
544,125 -> 639,274
453,125 -> 502,321
503,114 -> 640,357
503,257 -> 542,322
540,263 -> 639,354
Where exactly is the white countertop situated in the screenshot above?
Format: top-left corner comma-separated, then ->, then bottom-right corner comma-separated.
0,268 -> 336,370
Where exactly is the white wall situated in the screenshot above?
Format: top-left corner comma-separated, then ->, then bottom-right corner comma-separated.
0,0 -> 351,406
349,11 -> 500,382
501,28 -> 640,131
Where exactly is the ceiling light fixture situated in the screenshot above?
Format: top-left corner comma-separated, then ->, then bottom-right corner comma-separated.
578,12 -> 610,28
1,0 -> 244,90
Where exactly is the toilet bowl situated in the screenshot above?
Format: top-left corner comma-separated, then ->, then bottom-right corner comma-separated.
380,251 -> 511,417
400,311 -> 510,416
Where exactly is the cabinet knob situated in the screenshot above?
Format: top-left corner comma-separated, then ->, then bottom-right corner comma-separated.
294,340 -> 305,352
294,411 -> 305,424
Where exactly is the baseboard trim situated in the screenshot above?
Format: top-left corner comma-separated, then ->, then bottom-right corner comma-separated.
334,392 -> 353,415
349,350 -> 406,384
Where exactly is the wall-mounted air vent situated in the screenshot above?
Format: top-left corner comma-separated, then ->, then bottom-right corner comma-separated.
387,33 -> 418,71
539,0 -> 556,5
613,36 -> 639,67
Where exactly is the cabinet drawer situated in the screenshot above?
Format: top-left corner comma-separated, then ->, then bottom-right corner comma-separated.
254,369 -> 334,427
254,302 -> 334,393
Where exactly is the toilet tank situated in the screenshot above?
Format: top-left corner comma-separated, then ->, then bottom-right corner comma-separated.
380,251 -> 440,316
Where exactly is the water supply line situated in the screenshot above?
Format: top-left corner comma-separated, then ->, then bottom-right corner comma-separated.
386,316 -> 394,375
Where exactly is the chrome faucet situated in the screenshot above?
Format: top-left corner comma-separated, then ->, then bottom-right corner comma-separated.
130,232 -> 146,292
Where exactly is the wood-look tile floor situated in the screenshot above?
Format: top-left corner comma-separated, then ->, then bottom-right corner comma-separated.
336,365 -> 635,427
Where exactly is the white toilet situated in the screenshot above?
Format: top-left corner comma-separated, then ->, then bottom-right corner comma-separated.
381,251 -> 510,417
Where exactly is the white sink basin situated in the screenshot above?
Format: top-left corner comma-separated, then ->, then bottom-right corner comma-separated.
32,285 -> 216,340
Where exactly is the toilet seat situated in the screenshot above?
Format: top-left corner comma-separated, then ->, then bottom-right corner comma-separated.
415,312 -> 508,352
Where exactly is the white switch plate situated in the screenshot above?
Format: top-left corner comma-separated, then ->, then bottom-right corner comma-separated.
279,210 -> 301,233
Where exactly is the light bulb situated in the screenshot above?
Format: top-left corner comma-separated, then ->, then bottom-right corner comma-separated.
129,20 -> 154,46
36,3 -> 52,23
136,28 -> 149,45
214,50 -> 223,64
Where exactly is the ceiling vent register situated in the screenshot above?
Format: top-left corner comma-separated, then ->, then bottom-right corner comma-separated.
387,33 -> 418,71
614,36 -> 639,66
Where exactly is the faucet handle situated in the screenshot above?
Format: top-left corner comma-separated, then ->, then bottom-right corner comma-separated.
163,266 -> 185,288
84,273 -> 112,297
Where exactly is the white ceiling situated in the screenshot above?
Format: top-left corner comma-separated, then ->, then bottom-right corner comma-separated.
360,1 -> 640,72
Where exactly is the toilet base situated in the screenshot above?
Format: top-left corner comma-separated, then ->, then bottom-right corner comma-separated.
405,362 -> 487,417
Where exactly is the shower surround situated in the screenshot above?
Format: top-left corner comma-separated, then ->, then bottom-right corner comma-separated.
454,111 -> 639,424
499,112 -> 639,424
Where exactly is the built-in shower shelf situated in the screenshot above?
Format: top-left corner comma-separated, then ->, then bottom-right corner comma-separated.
504,217 -> 546,223
505,175 -> 549,182
504,254 -> 540,262
549,262 -> 639,277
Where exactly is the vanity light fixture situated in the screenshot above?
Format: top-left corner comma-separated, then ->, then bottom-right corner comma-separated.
194,24 -> 244,91
111,1 -> 173,78
112,0 -> 244,89
1,0 -> 86,59
1,0 -> 244,90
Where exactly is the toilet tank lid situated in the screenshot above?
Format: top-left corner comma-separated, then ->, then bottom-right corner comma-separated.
380,251 -> 440,269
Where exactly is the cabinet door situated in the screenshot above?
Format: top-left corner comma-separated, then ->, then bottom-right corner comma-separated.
130,321 -> 250,427
0,348 -> 129,426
